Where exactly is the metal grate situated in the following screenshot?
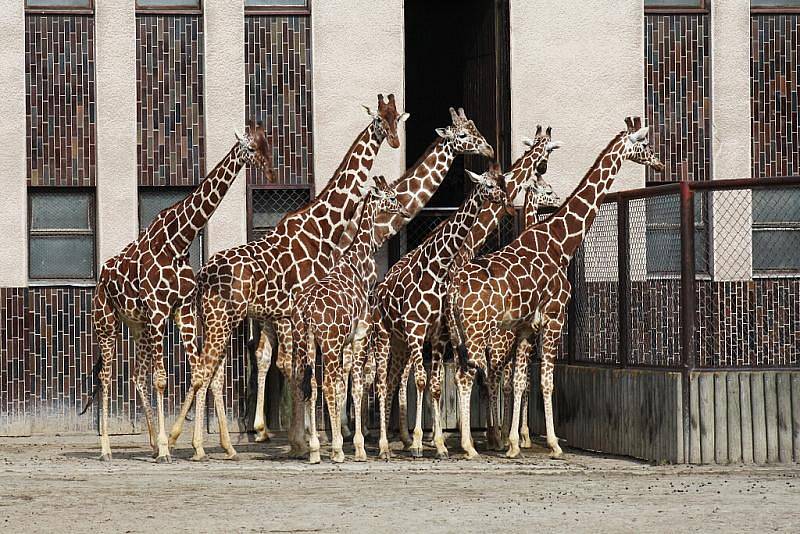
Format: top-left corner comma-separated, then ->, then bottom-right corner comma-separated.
249,187 -> 311,239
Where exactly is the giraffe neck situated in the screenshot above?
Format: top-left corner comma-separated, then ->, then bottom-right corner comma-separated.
159,145 -> 243,252
451,146 -> 544,270
343,199 -> 380,284
372,138 -> 456,247
523,188 -> 540,229
544,133 -> 627,258
277,121 -> 381,249
419,186 -> 485,270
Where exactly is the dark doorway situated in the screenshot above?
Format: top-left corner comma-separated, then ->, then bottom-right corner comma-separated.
395,0 -> 510,260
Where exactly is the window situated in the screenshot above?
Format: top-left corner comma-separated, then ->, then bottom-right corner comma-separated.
135,0 -> 201,13
644,0 -> 707,11
25,0 -> 93,11
752,188 -> 800,273
645,193 -> 709,276
248,187 -> 310,240
29,189 -> 96,280
244,0 -> 309,14
752,0 -> 800,12
139,188 -> 205,272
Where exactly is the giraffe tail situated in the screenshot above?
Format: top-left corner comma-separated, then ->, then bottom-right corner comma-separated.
299,317 -> 317,402
449,282 -> 486,384
79,349 -> 104,415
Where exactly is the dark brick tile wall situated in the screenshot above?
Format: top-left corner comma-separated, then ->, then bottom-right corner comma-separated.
245,15 -> 313,186
25,15 -> 96,187
136,15 -> 206,186
645,14 -> 712,183
751,15 -> 800,178
0,287 -> 248,431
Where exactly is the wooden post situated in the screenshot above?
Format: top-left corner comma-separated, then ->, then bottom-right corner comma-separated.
617,197 -> 630,368
679,183 -> 697,462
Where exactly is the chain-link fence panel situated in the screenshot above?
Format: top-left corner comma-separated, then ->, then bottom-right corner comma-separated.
250,187 -> 311,239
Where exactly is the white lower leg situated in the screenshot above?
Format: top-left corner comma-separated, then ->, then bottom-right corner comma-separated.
520,393 -> 532,448
308,387 -> 320,464
378,391 -> 391,459
191,383 -> 210,461
352,389 -> 366,461
154,383 -> 171,462
397,374 -> 411,447
543,392 -> 562,458
169,387 -> 196,447
506,389 -> 523,458
457,379 -> 478,459
431,395 -> 448,458
411,385 -> 424,456
99,383 -> 112,460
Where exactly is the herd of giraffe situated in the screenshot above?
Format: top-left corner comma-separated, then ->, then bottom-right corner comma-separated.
84,93 -> 664,464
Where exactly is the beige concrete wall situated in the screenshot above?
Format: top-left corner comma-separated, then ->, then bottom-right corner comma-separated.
710,2 -> 753,281
510,0 -> 645,199
0,3 -> 28,287
310,0 -> 406,193
95,0 -> 139,265
205,1 -> 247,255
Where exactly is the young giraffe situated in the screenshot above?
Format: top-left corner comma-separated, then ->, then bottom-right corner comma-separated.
377,128 -> 560,458
86,121 -> 273,462
372,163 -> 512,460
168,94 -> 408,461
447,117 -> 664,460
293,177 -> 409,463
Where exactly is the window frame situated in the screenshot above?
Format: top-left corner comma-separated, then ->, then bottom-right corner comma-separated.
138,186 -> 207,269
751,1 -> 800,14
135,0 -> 203,15
28,187 -> 97,283
244,0 -> 310,16
247,183 -> 313,241
24,0 -> 94,14
751,187 -> 800,276
644,0 -> 709,14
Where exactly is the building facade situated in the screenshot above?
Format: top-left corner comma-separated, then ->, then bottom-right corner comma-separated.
0,0 -> 798,452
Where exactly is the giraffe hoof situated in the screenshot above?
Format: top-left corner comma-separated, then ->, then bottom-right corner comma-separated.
353,453 -> 368,463
309,452 -> 321,465
505,447 -> 521,459
191,453 -> 209,462
549,450 -> 564,460
331,452 -> 345,464
288,447 -> 309,459
379,450 -> 392,461
435,450 -> 449,460
410,447 -> 423,458
463,450 -> 481,460
255,431 -> 272,443
225,453 -> 241,462
98,453 -> 112,462
155,454 -> 172,464
520,438 -> 533,449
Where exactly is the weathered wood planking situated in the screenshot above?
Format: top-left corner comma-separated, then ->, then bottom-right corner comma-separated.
751,373 -> 768,463
740,373 -> 754,464
698,373 -> 715,463
726,373 -> 742,463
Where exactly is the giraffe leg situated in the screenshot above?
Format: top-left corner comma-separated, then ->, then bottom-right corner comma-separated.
396,358 -> 412,448
132,334 -> 158,455
169,300 -> 200,450
540,314 -> 564,459
374,323 -> 392,460
507,337 -> 531,459
487,333 -> 512,451
306,370 -> 321,464
339,344 -> 353,440
500,356 -> 514,448
322,360 -> 344,463
146,316 -> 172,463
277,318 -> 307,456
210,356 -> 239,460
350,343 -> 367,461
429,335 -> 448,459
406,336 -> 427,458
92,289 -> 117,461
456,365 -> 480,460
252,324 -> 274,443
520,388 -> 532,449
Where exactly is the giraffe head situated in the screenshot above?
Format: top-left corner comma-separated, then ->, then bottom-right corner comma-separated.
436,107 -> 495,158
235,119 -> 275,182
365,175 -> 411,219
621,116 -> 665,172
465,162 -> 510,210
521,125 -> 562,177
524,173 -> 562,209
364,93 -> 409,149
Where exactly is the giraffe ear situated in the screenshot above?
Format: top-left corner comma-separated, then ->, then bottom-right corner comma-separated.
522,137 -> 535,149
234,130 -> 245,143
464,169 -> 483,184
363,105 -> 374,117
399,112 -> 410,123
629,126 -> 649,143
545,141 -> 562,152
435,127 -> 449,138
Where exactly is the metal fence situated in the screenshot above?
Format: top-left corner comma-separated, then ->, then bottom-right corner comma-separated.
561,177 -> 800,373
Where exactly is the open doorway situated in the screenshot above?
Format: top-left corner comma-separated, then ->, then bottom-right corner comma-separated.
394,0 -> 510,261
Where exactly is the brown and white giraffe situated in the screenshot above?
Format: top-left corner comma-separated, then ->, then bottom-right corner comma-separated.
371,162 -> 515,460
374,128 -> 560,459
166,94 -> 408,461
85,121 -> 273,462
293,177 -> 409,463
447,117 -> 664,459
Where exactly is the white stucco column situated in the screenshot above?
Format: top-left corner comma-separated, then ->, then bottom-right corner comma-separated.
710,2 -> 752,281
311,0 -> 406,192
205,1 -> 247,255
0,3 -> 28,287
510,0 -> 645,198
95,0 -> 139,264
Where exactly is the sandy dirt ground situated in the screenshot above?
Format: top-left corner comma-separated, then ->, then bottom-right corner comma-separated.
0,432 -> 797,533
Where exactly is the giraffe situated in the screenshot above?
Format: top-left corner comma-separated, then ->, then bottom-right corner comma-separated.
293,176 -> 409,463
84,120 -> 274,462
447,117 -> 664,459
166,94 -> 408,461
371,162 -> 512,460
375,127 -> 560,458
